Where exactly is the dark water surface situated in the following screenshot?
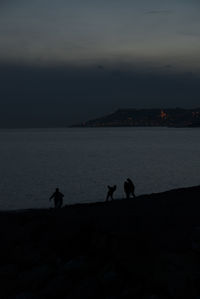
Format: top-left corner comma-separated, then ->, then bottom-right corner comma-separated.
0,127 -> 199,210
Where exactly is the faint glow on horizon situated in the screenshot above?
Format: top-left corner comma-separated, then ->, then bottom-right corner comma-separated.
0,0 -> 200,72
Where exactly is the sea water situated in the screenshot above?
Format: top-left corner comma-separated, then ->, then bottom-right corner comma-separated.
0,127 -> 200,210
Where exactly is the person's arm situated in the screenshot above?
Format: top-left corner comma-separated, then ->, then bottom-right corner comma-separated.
49,193 -> 55,201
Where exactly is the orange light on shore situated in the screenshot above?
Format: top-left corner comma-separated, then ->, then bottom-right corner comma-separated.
160,110 -> 167,120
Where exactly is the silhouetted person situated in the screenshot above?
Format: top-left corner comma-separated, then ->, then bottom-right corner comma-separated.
49,188 -> 64,208
106,185 -> 117,201
124,180 -> 130,199
127,178 -> 136,198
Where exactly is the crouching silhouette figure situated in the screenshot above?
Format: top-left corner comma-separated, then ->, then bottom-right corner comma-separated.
49,188 -> 64,208
106,185 -> 117,201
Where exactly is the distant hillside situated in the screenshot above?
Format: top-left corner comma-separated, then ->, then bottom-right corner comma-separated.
74,108 -> 200,127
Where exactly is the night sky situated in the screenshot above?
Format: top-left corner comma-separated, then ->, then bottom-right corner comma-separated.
0,0 -> 200,127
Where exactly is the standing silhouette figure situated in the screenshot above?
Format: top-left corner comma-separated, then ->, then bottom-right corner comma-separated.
49,188 -> 64,208
127,178 -> 136,198
106,185 -> 117,201
124,180 -> 130,199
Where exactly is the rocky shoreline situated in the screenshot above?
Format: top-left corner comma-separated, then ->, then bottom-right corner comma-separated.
1,186 -> 200,298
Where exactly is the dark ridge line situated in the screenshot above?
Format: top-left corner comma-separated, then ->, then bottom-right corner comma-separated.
1,185 -> 199,215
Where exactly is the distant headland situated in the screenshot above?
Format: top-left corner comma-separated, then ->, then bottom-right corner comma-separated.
73,108 -> 200,128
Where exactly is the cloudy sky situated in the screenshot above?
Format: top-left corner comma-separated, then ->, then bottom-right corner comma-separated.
0,0 -> 200,127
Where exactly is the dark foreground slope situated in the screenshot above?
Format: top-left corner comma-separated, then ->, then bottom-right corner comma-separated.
1,186 -> 200,298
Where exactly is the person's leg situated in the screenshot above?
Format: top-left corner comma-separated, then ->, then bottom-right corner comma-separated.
131,191 -> 136,198
106,193 -> 109,201
54,199 -> 57,208
58,199 -> 63,208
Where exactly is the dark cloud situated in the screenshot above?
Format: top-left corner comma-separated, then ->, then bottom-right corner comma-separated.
97,65 -> 104,70
0,63 -> 199,127
163,64 -> 174,69
145,9 -> 174,15
178,31 -> 200,37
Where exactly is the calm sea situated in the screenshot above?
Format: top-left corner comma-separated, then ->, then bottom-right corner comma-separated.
0,127 -> 199,210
